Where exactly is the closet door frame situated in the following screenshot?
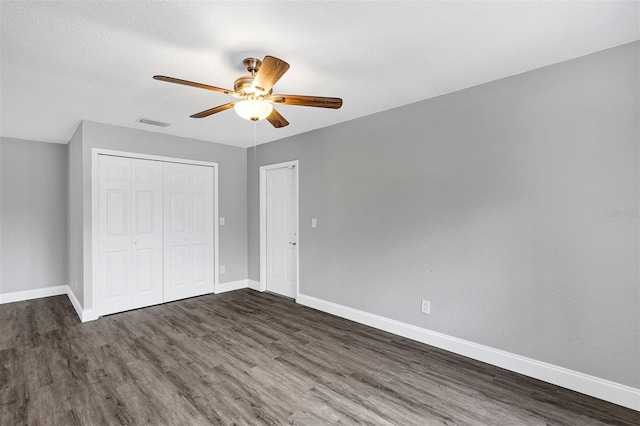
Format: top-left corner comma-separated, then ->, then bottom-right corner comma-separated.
91,149 -> 219,319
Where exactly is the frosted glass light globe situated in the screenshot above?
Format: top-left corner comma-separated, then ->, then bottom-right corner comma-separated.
234,99 -> 273,121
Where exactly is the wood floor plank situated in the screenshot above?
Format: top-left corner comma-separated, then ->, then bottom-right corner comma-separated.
0,291 -> 638,425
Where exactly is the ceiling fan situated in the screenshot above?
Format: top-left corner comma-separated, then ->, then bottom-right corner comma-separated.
153,55 -> 343,128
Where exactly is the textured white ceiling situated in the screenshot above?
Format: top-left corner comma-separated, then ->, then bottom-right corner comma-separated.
1,1 -> 638,148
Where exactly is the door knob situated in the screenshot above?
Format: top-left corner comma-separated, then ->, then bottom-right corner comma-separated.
289,242 -> 296,245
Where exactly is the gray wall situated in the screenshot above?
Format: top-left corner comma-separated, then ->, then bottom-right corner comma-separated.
247,42 -> 639,387
80,121 -> 247,310
0,137 -> 68,294
0,137 -> 2,294
67,124 -> 84,303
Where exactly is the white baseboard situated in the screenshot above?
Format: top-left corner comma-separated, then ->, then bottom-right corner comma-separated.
0,279 -> 260,321
0,285 -> 98,322
247,279 -> 261,291
215,279 -> 248,294
79,307 -> 98,322
66,286 -> 84,319
0,285 -> 68,304
296,293 -> 640,411
64,286 -> 98,322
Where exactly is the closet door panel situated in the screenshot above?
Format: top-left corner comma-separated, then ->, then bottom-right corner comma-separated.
163,163 -> 194,302
163,162 -> 214,302
192,243 -> 207,284
170,245 -> 187,286
135,248 -> 154,292
106,250 -> 128,298
98,156 -> 134,315
190,165 -> 214,293
131,159 -> 163,308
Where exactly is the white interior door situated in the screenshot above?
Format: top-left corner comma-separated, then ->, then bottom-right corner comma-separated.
163,162 -> 214,302
266,166 -> 298,298
97,155 -> 163,315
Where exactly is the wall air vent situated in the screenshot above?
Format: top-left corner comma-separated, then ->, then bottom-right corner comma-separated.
136,118 -> 170,127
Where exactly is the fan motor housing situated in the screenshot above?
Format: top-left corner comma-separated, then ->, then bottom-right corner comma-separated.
234,75 -> 254,93
234,76 -> 272,97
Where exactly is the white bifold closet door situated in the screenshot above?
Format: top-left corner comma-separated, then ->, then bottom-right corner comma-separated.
97,155 -> 215,316
162,162 -> 214,302
97,156 -> 164,316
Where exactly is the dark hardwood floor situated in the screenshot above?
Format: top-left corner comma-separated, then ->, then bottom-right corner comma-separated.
0,289 -> 637,425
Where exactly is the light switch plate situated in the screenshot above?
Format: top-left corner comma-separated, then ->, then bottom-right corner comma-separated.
219,217 -> 225,226
311,218 -> 317,228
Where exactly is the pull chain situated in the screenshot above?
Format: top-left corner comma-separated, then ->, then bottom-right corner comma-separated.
253,121 -> 257,161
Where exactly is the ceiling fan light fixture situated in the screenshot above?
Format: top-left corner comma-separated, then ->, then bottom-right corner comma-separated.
154,55 -> 342,128
234,99 -> 273,121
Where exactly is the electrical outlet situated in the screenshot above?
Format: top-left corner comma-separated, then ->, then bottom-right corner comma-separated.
220,265 -> 226,274
421,300 -> 431,314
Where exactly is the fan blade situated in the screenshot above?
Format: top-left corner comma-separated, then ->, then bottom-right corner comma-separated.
271,94 -> 342,109
190,102 -> 235,118
266,108 -> 289,128
251,56 -> 290,93
153,75 -> 233,95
